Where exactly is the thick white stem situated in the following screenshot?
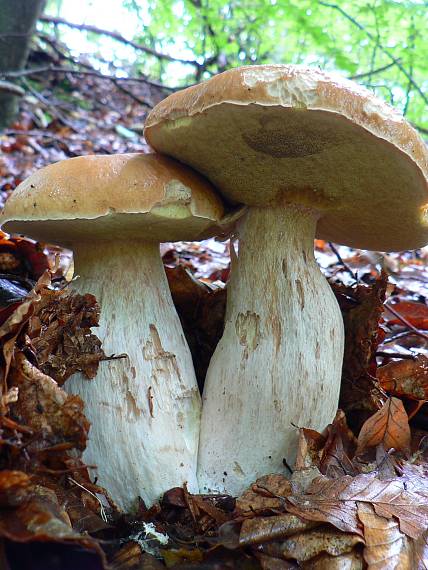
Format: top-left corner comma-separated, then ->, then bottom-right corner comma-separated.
65,241 -> 201,511
198,206 -> 344,495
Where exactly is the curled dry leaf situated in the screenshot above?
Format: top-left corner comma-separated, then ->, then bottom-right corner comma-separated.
28,288 -> 104,385
357,502 -> 415,569
258,525 -> 363,563
286,473 -> 428,540
356,397 -> 411,457
235,474 -> 292,515
0,470 -> 32,507
378,355 -> 428,401
10,352 -> 89,452
239,513 -> 318,546
301,550 -> 364,569
0,486 -> 106,568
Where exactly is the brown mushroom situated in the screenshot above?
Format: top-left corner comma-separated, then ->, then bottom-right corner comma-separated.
144,64 -> 428,495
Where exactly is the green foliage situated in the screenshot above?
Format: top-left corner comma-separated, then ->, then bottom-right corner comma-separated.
128,0 -> 428,130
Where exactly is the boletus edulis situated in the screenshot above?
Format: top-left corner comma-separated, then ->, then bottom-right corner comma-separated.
144,64 -> 428,495
1,152 -> 224,510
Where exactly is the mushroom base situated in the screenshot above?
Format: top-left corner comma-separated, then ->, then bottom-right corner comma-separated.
198,206 -> 344,495
66,240 -> 201,511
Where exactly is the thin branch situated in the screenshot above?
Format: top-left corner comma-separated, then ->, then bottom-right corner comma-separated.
328,242 -> 358,282
40,15 -> 199,68
318,1 -> 428,106
349,60 -> 399,80
1,65 -> 177,91
384,303 -> 428,341
0,80 -> 25,96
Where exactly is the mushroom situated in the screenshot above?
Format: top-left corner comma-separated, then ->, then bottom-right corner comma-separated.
144,65 -> 428,495
1,152 -> 225,510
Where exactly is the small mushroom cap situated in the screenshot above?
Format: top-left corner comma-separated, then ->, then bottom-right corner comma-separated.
1,153 -> 225,247
145,64 -> 428,251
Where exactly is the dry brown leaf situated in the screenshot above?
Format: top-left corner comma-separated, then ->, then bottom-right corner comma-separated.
358,502 -> 415,569
332,272 -> 388,431
0,470 -> 32,507
286,473 -> 428,540
10,352 -> 89,452
239,513 -> 318,546
256,553 -> 297,569
356,397 -> 410,456
301,551 -> 364,569
29,288 -> 104,385
0,486 -> 106,566
259,525 -> 363,562
235,474 -> 291,515
378,356 -> 428,401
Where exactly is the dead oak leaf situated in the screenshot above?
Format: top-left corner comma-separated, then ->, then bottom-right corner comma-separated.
356,397 -> 410,457
286,473 -> 428,540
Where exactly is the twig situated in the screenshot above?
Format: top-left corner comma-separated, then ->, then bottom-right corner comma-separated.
0,80 -> 25,96
68,477 -> 108,522
2,65 -> 177,91
384,303 -> 428,341
40,15 -> 199,67
383,330 -> 427,344
375,351 -> 416,360
349,60 -> 400,80
328,242 -> 358,281
37,33 -> 153,107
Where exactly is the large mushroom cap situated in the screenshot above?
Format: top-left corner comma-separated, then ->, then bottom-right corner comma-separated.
145,64 -> 428,251
1,153 -> 224,247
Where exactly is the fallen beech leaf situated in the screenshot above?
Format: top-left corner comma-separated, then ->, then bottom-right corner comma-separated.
378,356 -> 428,401
320,411 -> 358,477
0,471 -> 32,506
259,525 -> 363,562
110,542 -> 164,570
301,551 -> 363,569
295,427 -> 326,470
384,300 -> 428,330
236,474 -> 291,515
239,513 -> 317,546
256,553 -> 297,569
0,489 -> 106,567
286,473 -> 428,540
10,352 -> 89,452
356,397 -> 410,456
29,288 -> 104,385
357,502 -> 415,569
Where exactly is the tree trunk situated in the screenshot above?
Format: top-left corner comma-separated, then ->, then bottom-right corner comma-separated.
0,0 -> 45,127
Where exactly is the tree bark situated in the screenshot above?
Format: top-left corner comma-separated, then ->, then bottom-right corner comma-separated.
0,0 -> 45,127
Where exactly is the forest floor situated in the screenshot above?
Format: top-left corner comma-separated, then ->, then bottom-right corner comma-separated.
0,59 -> 427,569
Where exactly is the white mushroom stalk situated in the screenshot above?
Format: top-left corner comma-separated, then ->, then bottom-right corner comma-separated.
198,206 -> 343,494
67,239 -> 201,509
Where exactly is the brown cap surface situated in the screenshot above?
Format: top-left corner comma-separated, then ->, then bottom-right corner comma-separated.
1,153 -> 224,247
145,64 -> 428,251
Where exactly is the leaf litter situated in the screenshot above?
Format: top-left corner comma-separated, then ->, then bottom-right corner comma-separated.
0,62 -> 428,569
